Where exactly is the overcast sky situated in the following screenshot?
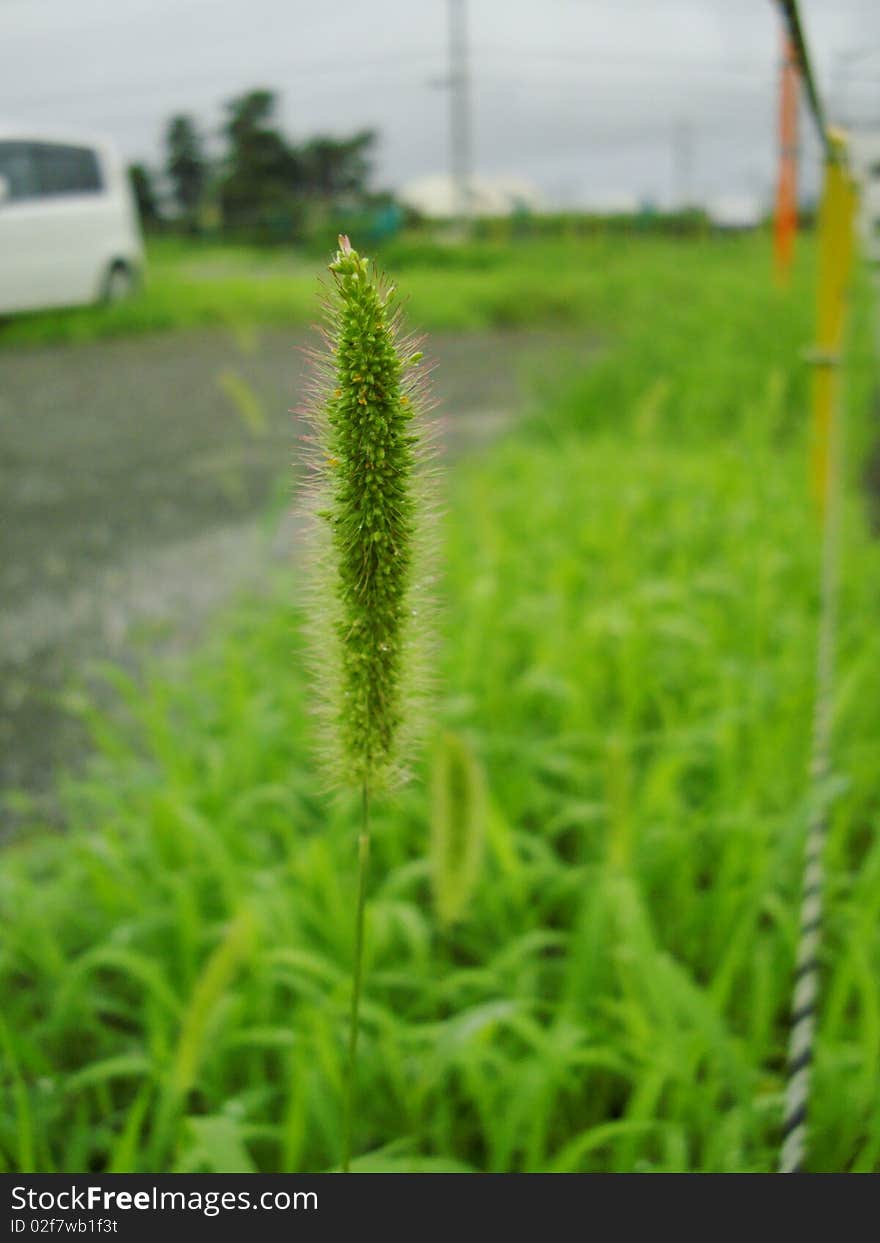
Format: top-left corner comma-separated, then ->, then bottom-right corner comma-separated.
2,0 -> 878,208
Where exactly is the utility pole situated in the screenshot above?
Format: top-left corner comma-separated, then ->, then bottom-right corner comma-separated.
673,120 -> 694,210
773,24 -> 799,285
447,0 -> 473,234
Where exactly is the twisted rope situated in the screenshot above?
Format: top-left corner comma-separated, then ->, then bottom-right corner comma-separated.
779,376 -> 843,1174
771,0 -> 851,1174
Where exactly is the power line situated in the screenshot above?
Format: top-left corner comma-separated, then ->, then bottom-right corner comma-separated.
475,43 -> 779,80
15,39 -> 855,114
9,51 -> 445,110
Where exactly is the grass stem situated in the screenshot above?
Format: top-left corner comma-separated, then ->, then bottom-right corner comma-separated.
342,783 -> 371,1172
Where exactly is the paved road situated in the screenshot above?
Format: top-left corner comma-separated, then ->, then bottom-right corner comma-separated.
1,326 -> 580,817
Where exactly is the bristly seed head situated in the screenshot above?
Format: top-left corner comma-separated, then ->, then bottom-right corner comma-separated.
302,236 -> 435,791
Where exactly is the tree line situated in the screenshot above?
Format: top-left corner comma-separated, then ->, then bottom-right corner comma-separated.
129,89 -> 397,244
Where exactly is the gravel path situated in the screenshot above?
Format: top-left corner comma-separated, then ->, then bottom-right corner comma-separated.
1,326 -> 581,817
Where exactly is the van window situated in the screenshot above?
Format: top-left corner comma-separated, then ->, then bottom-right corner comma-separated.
33,143 -> 103,196
0,141 -> 102,200
0,142 -> 39,200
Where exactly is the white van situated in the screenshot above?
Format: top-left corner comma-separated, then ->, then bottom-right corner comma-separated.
0,130 -> 144,315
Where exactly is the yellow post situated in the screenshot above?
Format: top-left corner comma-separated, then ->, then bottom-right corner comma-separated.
809,130 -> 857,516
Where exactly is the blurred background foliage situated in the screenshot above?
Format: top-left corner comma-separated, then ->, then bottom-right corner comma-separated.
127,88 -> 396,248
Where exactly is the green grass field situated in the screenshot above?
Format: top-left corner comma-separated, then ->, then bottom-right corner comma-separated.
0,230 -> 773,346
2,234 -> 879,1172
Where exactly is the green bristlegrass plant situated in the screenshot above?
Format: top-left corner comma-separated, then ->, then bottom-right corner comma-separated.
301,236 -> 435,1171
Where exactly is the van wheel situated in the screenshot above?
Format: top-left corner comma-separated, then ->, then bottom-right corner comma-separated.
102,262 -> 136,305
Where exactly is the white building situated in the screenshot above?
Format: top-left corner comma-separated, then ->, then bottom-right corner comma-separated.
399,173 -> 543,219
706,195 -> 763,231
